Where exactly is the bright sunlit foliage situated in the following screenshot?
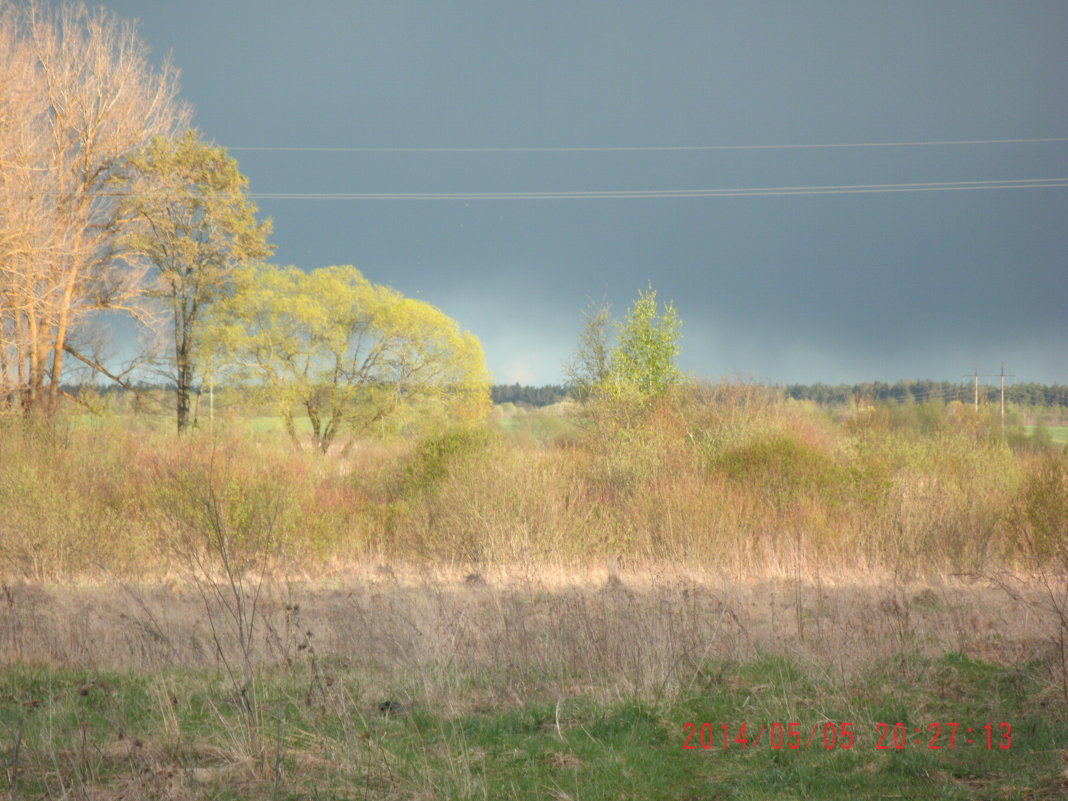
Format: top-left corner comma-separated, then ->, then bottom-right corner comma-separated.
202,264 -> 491,452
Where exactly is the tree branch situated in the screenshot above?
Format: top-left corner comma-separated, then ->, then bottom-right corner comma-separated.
62,343 -> 139,392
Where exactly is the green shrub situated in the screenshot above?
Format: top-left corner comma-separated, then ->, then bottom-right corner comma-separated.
402,426 -> 497,498
1012,455 -> 1068,565
712,432 -> 846,510
0,421 -> 153,577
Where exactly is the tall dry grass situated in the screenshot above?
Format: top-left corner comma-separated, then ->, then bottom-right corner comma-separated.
0,383 -> 1062,580
0,567 -> 1056,701
386,385 -> 1049,577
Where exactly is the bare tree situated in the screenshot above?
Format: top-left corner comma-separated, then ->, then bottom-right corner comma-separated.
0,8 -> 50,411
0,1 -> 189,415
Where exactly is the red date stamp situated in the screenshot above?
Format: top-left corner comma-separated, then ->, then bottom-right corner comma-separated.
682,722 -> 1012,750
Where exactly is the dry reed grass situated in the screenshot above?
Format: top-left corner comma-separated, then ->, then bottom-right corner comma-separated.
1,567 -> 1057,703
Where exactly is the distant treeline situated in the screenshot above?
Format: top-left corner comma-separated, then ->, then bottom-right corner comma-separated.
784,380 -> 1068,408
489,380 -> 1068,409
65,383 -> 575,409
63,380 -> 1068,411
492,384 -> 569,407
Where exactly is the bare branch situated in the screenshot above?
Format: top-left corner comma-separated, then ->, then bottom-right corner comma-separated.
62,342 -> 138,392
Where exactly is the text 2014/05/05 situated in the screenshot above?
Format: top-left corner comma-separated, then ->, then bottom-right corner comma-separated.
682,722 -> 1013,751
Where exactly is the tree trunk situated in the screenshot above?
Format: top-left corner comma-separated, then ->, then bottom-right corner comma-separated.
283,410 -> 301,451
24,307 -> 43,414
174,293 -> 199,433
176,356 -> 191,432
175,318 -> 191,433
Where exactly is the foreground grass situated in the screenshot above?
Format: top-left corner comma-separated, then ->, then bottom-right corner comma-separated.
1,652 -> 1065,800
1,571 -> 1067,799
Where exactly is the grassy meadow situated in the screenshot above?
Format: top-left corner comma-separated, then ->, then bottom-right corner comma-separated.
1,385 -> 1067,799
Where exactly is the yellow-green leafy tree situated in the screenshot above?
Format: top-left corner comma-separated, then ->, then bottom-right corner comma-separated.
609,284 -> 682,398
568,284 -> 682,408
122,130 -> 274,432
203,264 -> 491,452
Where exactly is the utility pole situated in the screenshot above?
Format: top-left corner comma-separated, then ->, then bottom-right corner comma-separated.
964,368 -> 1002,413
999,363 -> 1015,424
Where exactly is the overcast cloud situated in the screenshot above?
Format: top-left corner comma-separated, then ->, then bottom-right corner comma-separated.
101,0 -> 1068,385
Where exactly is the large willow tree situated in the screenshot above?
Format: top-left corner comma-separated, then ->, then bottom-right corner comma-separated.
0,2 -> 187,414
204,264 -> 492,453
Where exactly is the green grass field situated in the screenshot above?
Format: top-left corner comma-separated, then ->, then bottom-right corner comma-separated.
1041,425 -> 1068,444
1,652 -> 1063,799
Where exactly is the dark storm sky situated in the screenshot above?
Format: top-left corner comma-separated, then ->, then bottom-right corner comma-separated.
102,0 -> 1068,385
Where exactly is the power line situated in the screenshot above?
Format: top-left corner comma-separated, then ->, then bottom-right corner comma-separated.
229,136 -> 1068,154
15,177 -> 1068,202
249,177 -> 1068,201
